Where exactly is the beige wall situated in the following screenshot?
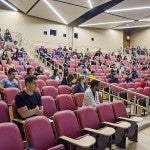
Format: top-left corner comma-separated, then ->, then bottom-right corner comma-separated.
0,9 -> 123,52
130,28 -> 150,48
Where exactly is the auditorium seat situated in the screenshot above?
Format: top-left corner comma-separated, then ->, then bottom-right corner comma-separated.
36,79 -> 46,92
42,86 -> 58,99
41,96 -> 57,118
46,79 -> 59,88
96,103 -> 131,149
0,122 -> 24,150
73,93 -> 84,108
24,116 -> 64,150
53,110 -> 96,150
58,85 -> 72,95
0,101 -> 10,122
56,94 -> 75,111
112,101 -> 143,142
3,87 -> 20,105
76,107 -> 115,150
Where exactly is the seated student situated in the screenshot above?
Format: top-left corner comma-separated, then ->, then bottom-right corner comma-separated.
11,53 -> 19,61
64,53 -> 70,61
51,69 -> 61,81
34,66 -> 43,76
82,79 -> 100,108
0,68 -> 22,91
21,56 -> 30,67
73,76 -> 87,94
4,29 -> 12,42
24,67 -> 33,79
15,75 -> 43,119
88,71 -> 96,82
67,73 -> 76,87
110,72 -> 118,83
80,66 -> 88,77
125,72 -> 133,83
4,58 -> 14,74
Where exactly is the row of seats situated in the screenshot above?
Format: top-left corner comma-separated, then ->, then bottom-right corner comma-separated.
0,101 -> 142,150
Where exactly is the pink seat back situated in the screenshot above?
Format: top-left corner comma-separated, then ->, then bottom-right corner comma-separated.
56,94 -> 75,111
96,103 -> 116,123
46,79 -> 59,88
54,110 -> 81,138
73,93 -> 84,107
0,101 -> 9,122
58,85 -> 72,95
3,88 -> 20,105
77,107 -> 100,130
24,116 -> 59,150
42,96 -> 57,118
0,123 -> 24,150
42,86 -> 58,99
111,101 -> 128,120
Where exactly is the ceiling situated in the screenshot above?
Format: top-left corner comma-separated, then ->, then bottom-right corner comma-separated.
1,0 -> 150,29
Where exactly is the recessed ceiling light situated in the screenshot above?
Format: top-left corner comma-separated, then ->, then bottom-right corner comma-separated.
43,0 -> 67,24
79,20 -> 134,27
116,24 -> 150,29
1,0 -> 18,11
105,6 -> 150,13
88,0 -> 93,9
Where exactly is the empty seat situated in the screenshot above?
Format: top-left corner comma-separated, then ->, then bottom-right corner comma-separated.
36,79 -> 46,92
0,101 -> 10,122
58,85 -> 72,95
53,110 -> 96,150
3,88 -> 20,105
41,96 -> 57,118
37,74 -> 49,81
42,86 -> 58,99
73,93 -> 84,108
76,107 -> 115,150
0,122 -> 24,150
112,101 -> 143,142
96,103 -> 131,149
24,116 -> 64,150
46,79 -> 59,88
56,94 -> 75,111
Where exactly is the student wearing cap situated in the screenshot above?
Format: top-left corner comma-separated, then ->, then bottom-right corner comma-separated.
83,79 -> 100,108
0,68 -> 22,91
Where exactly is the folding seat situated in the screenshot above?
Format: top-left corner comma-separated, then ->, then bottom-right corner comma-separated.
0,101 -> 10,122
58,85 -> 72,95
36,79 -> 46,92
135,82 -> 142,88
41,96 -> 57,118
0,122 -> 24,150
76,107 -> 115,150
24,116 -> 64,150
56,94 -> 75,111
73,93 -> 84,108
128,88 -> 137,101
68,68 -> 76,73
127,82 -> 135,89
111,83 -> 121,95
0,70 -> 5,74
1,60 -> 7,66
53,110 -> 96,150
42,86 -> 58,99
112,101 -> 143,142
46,79 -> 59,88
96,103 -> 131,149
3,87 -> 20,105
37,74 -> 49,81
44,71 -> 50,77
19,79 -> 25,89
19,71 -> 26,79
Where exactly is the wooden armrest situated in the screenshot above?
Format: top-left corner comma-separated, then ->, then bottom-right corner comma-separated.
59,135 -> 96,148
118,117 -> 143,123
12,118 -> 25,124
103,121 -> 131,129
83,126 -> 115,136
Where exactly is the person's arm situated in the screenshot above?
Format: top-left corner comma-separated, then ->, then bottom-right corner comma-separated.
35,106 -> 43,115
17,106 -> 40,119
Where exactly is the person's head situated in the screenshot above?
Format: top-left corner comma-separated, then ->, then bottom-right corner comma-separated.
78,76 -> 86,83
112,72 -> 117,78
67,74 -> 75,83
36,66 -> 43,73
25,75 -> 37,91
91,70 -> 95,75
27,67 -> 33,75
7,68 -> 17,80
90,79 -> 100,91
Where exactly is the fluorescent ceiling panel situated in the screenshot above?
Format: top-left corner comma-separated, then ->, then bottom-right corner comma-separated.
114,21 -> 150,29
8,0 -> 36,13
1,0 -> 18,11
